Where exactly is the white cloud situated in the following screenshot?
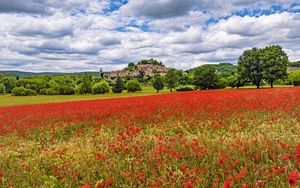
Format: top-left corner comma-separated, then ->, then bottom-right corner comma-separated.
0,1 -> 299,72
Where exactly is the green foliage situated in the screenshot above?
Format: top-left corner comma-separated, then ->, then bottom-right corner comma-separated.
260,45 -> 289,88
58,85 -> 76,95
112,77 -> 124,94
45,88 -> 57,95
165,69 -> 179,92
152,75 -> 164,93
289,69 -> 300,86
193,65 -> 221,90
215,63 -> 237,78
0,83 -> 6,94
126,80 -> 142,93
125,62 -> 137,71
238,45 -> 289,88
238,47 -> 263,88
176,87 -> 194,92
137,58 -> 163,66
289,61 -> 300,67
12,87 -> 37,96
92,81 -> 110,94
137,70 -> 145,82
179,74 -> 192,85
226,75 -> 244,88
0,76 -> 17,93
218,77 -> 227,89
76,75 -> 92,95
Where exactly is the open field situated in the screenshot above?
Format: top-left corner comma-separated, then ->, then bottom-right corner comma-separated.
0,87 -> 170,107
0,87 -> 300,187
0,85 -> 293,107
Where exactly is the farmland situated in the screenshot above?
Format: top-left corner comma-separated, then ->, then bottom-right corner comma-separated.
0,87 -> 300,187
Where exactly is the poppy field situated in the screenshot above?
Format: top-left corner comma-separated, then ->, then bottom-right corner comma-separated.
0,87 -> 300,187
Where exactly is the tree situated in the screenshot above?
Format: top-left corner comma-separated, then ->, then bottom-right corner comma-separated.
227,75 -> 244,89
179,74 -> 192,85
165,69 -> 179,92
76,75 -> 92,95
237,47 -> 263,88
0,76 -> 17,93
260,45 -> 289,88
193,65 -> 219,90
12,87 -> 37,96
0,83 -> 6,94
92,81 -> 110,94
152,75 -> 164,93
289,69 -> 300,86
126,80 -> 142,92
112,76 -> 124,93
58,85 -> 76,95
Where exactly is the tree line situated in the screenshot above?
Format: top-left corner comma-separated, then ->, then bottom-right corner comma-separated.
0,45 -> 299,96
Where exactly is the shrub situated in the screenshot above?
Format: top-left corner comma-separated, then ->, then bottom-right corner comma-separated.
112,77 -> 124,94
176,87 -> 194,92
0,83 -> 6,94
0,76 -> 17,93
26,89 -> 37,96
12,87 -> 27,96
12,87 -> 37,96
289,69 -> 300,86
58,85 -> 76,95
126,80 -> 142,93
46,88 -> 57,95
76,82 -> 92,95
152,75 -> 164,93
92,81 -> 110,94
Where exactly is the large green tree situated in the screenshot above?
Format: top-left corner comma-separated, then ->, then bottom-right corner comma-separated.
237,47 -> 263,88
193,65 -> 219,90
152,75 -> 164,93
165,69 -> 179,92
112,76 -> 124,93
0,76 -> 17,93
260,45 -> 289,88
238,45 -> 289,88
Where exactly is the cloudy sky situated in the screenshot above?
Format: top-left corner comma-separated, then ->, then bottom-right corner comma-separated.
0,0 -> 300,72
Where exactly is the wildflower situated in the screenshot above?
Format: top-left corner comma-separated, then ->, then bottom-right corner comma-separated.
288,172 -> 300,187
137,173 -> 144,180
223,179 -> 233,188
219,158 -> 226,165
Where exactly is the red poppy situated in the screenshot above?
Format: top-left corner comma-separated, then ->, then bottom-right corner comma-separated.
219,158 -> 226,165
137,173 -> 144,180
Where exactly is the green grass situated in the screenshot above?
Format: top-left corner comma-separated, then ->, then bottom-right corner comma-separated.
0,85 -> 294,107
0,87 -> 170,107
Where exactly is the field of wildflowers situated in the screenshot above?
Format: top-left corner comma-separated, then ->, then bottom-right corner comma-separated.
0,87 -> 300,187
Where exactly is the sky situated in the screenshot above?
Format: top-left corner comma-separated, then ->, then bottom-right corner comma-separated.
0,0 -> 300,72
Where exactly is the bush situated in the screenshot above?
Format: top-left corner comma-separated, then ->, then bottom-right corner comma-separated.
126,80 -> 142,93
12,87 -> 37,96
0,83 -> 6,94
76,82 -> 92,95
0,76 -> 17,93
58,85 -> 76,95
176,87 -> 194,92
92,81 -> 110,94
289,69 -> 300,86
26,89 -> 37,96
112,77 -> 124,94
46,88 -> 57,95
152,75 -> 164,93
